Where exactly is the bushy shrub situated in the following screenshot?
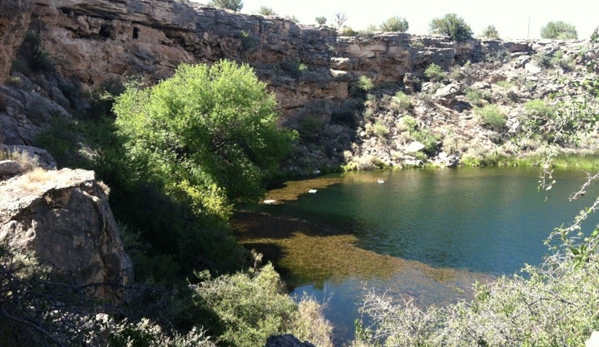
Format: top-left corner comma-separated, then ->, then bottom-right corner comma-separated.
475,104 -> 506,131
379,16 -> 409,32
481,24 -> 500,39
357,75 -> 374,91
290,296 -> 334,347
373,121 -> 389,138
339,26 -> 358,36
429,13 -> 473,42
424,63 -> 446,82
591,26 -> 599,43
465,88 -> 492,107
549,50 -> 575,71
192,263 -> 298,347
13,30 -> 55,75
209,0 -> 242,11
540,21 -> 577,39
524,99 -> 555,122
390,91 -> 411,110
315,16 -> 327,25
257,6 -> 276,16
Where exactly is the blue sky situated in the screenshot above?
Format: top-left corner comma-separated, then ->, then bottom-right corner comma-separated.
196,0 -> 599,40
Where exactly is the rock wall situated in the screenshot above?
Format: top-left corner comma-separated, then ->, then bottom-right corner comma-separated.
0,0 -> 31,83
2,0 -> 589,121
3,0 -> 548,118
0,168 -> 133,303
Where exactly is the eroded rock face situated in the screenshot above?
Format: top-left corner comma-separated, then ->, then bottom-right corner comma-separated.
0,0 -> 31,83
0,168 -> 133,303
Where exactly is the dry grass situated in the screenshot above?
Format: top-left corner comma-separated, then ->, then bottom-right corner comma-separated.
0,149 -> 40,172
19,167 -> 51,188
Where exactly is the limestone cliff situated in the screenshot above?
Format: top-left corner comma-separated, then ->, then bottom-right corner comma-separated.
0,0 -> 597,169
1,0 -> 539,117
0,168 -> 133,303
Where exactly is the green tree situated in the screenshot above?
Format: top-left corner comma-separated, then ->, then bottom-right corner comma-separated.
379,16 -> 409,32
540,21 -> 578,39
209,0 -> 243,12
113,60 -> 296,217
481,24 -> 500,39
315,16 -> 327,25
257,6 -> 276,16
429,13 -> 473,42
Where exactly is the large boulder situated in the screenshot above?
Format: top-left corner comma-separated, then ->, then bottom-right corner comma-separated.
0,168 -> 133,303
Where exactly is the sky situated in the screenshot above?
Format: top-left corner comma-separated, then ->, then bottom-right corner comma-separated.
195,0 -> 599,40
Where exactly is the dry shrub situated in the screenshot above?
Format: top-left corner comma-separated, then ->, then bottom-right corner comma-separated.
9,150 -> 39,172
290,296 -> 334,347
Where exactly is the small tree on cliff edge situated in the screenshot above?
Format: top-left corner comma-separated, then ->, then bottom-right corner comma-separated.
380,16 -> 409,33
429,13 -> 473,42
209,0 -> 243,12
541,21 -> 578,40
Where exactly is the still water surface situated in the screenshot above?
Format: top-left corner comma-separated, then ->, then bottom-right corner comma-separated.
233,167 -> 599,345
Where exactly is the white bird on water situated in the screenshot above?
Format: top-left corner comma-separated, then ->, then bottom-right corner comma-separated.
308,189 -> 317,193
377,179 -> 385,184
263,199 -> 276,204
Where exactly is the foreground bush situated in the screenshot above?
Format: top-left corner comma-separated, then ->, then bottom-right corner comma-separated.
0,245 -> 216,347
192,262 -> 333,347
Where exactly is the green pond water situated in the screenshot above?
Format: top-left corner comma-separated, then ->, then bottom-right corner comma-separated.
233,167 -> 599,345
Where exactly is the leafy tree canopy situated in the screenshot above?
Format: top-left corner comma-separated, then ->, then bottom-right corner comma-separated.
380,16 -> 409,33
429,13 -> 473,42
481,24 -> 500,39
113,60 -> 296,218
209,0 -> 243,12
540,21 -> 578,40
315,16 -> 327,25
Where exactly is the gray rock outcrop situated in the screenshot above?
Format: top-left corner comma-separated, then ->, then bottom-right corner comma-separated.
263,334 -> 316,347
0,168 -> 133,303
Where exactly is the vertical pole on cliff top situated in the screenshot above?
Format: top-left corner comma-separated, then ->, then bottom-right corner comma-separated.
527,15 -> 531,39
